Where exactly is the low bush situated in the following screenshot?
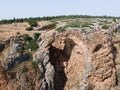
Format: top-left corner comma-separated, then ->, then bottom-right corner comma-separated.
81,22 -> 90,28
56,27 -> 66,32
26,26 -> 33,31
41,23 -> 56,30
102,25 -> 109,29
23,34 -> 39,51
67,21 -> 81,28
25,40 -> 39,51
28,20 -> 38,27
34,33 -> 40,41
113,19 -> 116,22
16,32 -> 20,35
23,34 -> 33,42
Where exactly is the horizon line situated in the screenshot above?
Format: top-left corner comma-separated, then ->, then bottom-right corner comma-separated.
0,14 -> 120,21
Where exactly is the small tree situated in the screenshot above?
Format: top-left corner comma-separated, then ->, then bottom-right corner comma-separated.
23,34 -> 33,42
26,26 -> 33,31
34,33 -> 40,41
25,40 -> 39,51
28,20 -> 38,27
102,25 -> 109,29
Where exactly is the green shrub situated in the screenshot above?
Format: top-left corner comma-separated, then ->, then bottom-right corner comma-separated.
16,32 -> 20,35
102,25 -> 109,29
34,33 -> 40,41
56,27 -> 66,32
81,29 -> 87,33
41,23 -> 56,30
67,21 -> 81,28
28,20 -> 38,27
31,61 -> 38,69
25,40 -> 39,51
23,34 -> 33,42
81,22 -> 90,28
22,66 -> 28,73
113,18 -> 116,22
23,34 -> 39,51
26,26 -> 33,31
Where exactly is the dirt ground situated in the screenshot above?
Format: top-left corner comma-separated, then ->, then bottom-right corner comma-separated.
0,21 -> 51,41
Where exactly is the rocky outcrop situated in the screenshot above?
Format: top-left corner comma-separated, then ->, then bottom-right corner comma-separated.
33,30 -> 119,90
84,31 -> 116,90
33,31 -> 55,90
3,53 -> 29,71
2,35 -> 29,71
112,33 -> 120,90
0,28 -> 120,90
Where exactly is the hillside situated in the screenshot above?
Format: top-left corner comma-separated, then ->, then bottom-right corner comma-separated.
0,16 -> 120,90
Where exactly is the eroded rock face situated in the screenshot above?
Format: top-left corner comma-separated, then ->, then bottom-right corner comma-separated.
0,29 -> 120,90
85,32 -> 116,90
2,36 -> 29,71
33,30 -> 119,90
33,31 -> 55,90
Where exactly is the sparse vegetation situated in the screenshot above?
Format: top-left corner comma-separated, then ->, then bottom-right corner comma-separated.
26,26 -> 33,31
25,39 -> 39,51
81,22 -> 90,28
28,20 -> 38,27
41,23 -> 56,30
113,18 -> 116,22
0,15 -> 120,89
23,34 -> 33,42
34,33 -> 40,41
0,15 -> 119,25
56,27 -> 66,32
16,32 -> 20,35
102,25 -> 109,29
67,20 -> 81,28
23,34 -> 39,51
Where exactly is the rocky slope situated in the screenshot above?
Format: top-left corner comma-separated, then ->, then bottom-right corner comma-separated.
0,19 -> 120,90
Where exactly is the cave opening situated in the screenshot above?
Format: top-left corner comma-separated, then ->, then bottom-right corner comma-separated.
93,44 -> 102,53
49,38 -> 75,90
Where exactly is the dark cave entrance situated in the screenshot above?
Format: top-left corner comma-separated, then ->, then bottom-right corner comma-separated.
49,38 -> 75,90
93,44 -> 102,53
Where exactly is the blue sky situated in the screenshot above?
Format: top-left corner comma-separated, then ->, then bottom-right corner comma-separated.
0,0 -> 120,20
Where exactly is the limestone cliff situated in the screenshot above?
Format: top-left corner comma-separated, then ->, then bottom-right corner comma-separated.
0,28 -> 120,90
33,29 -> 120,90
